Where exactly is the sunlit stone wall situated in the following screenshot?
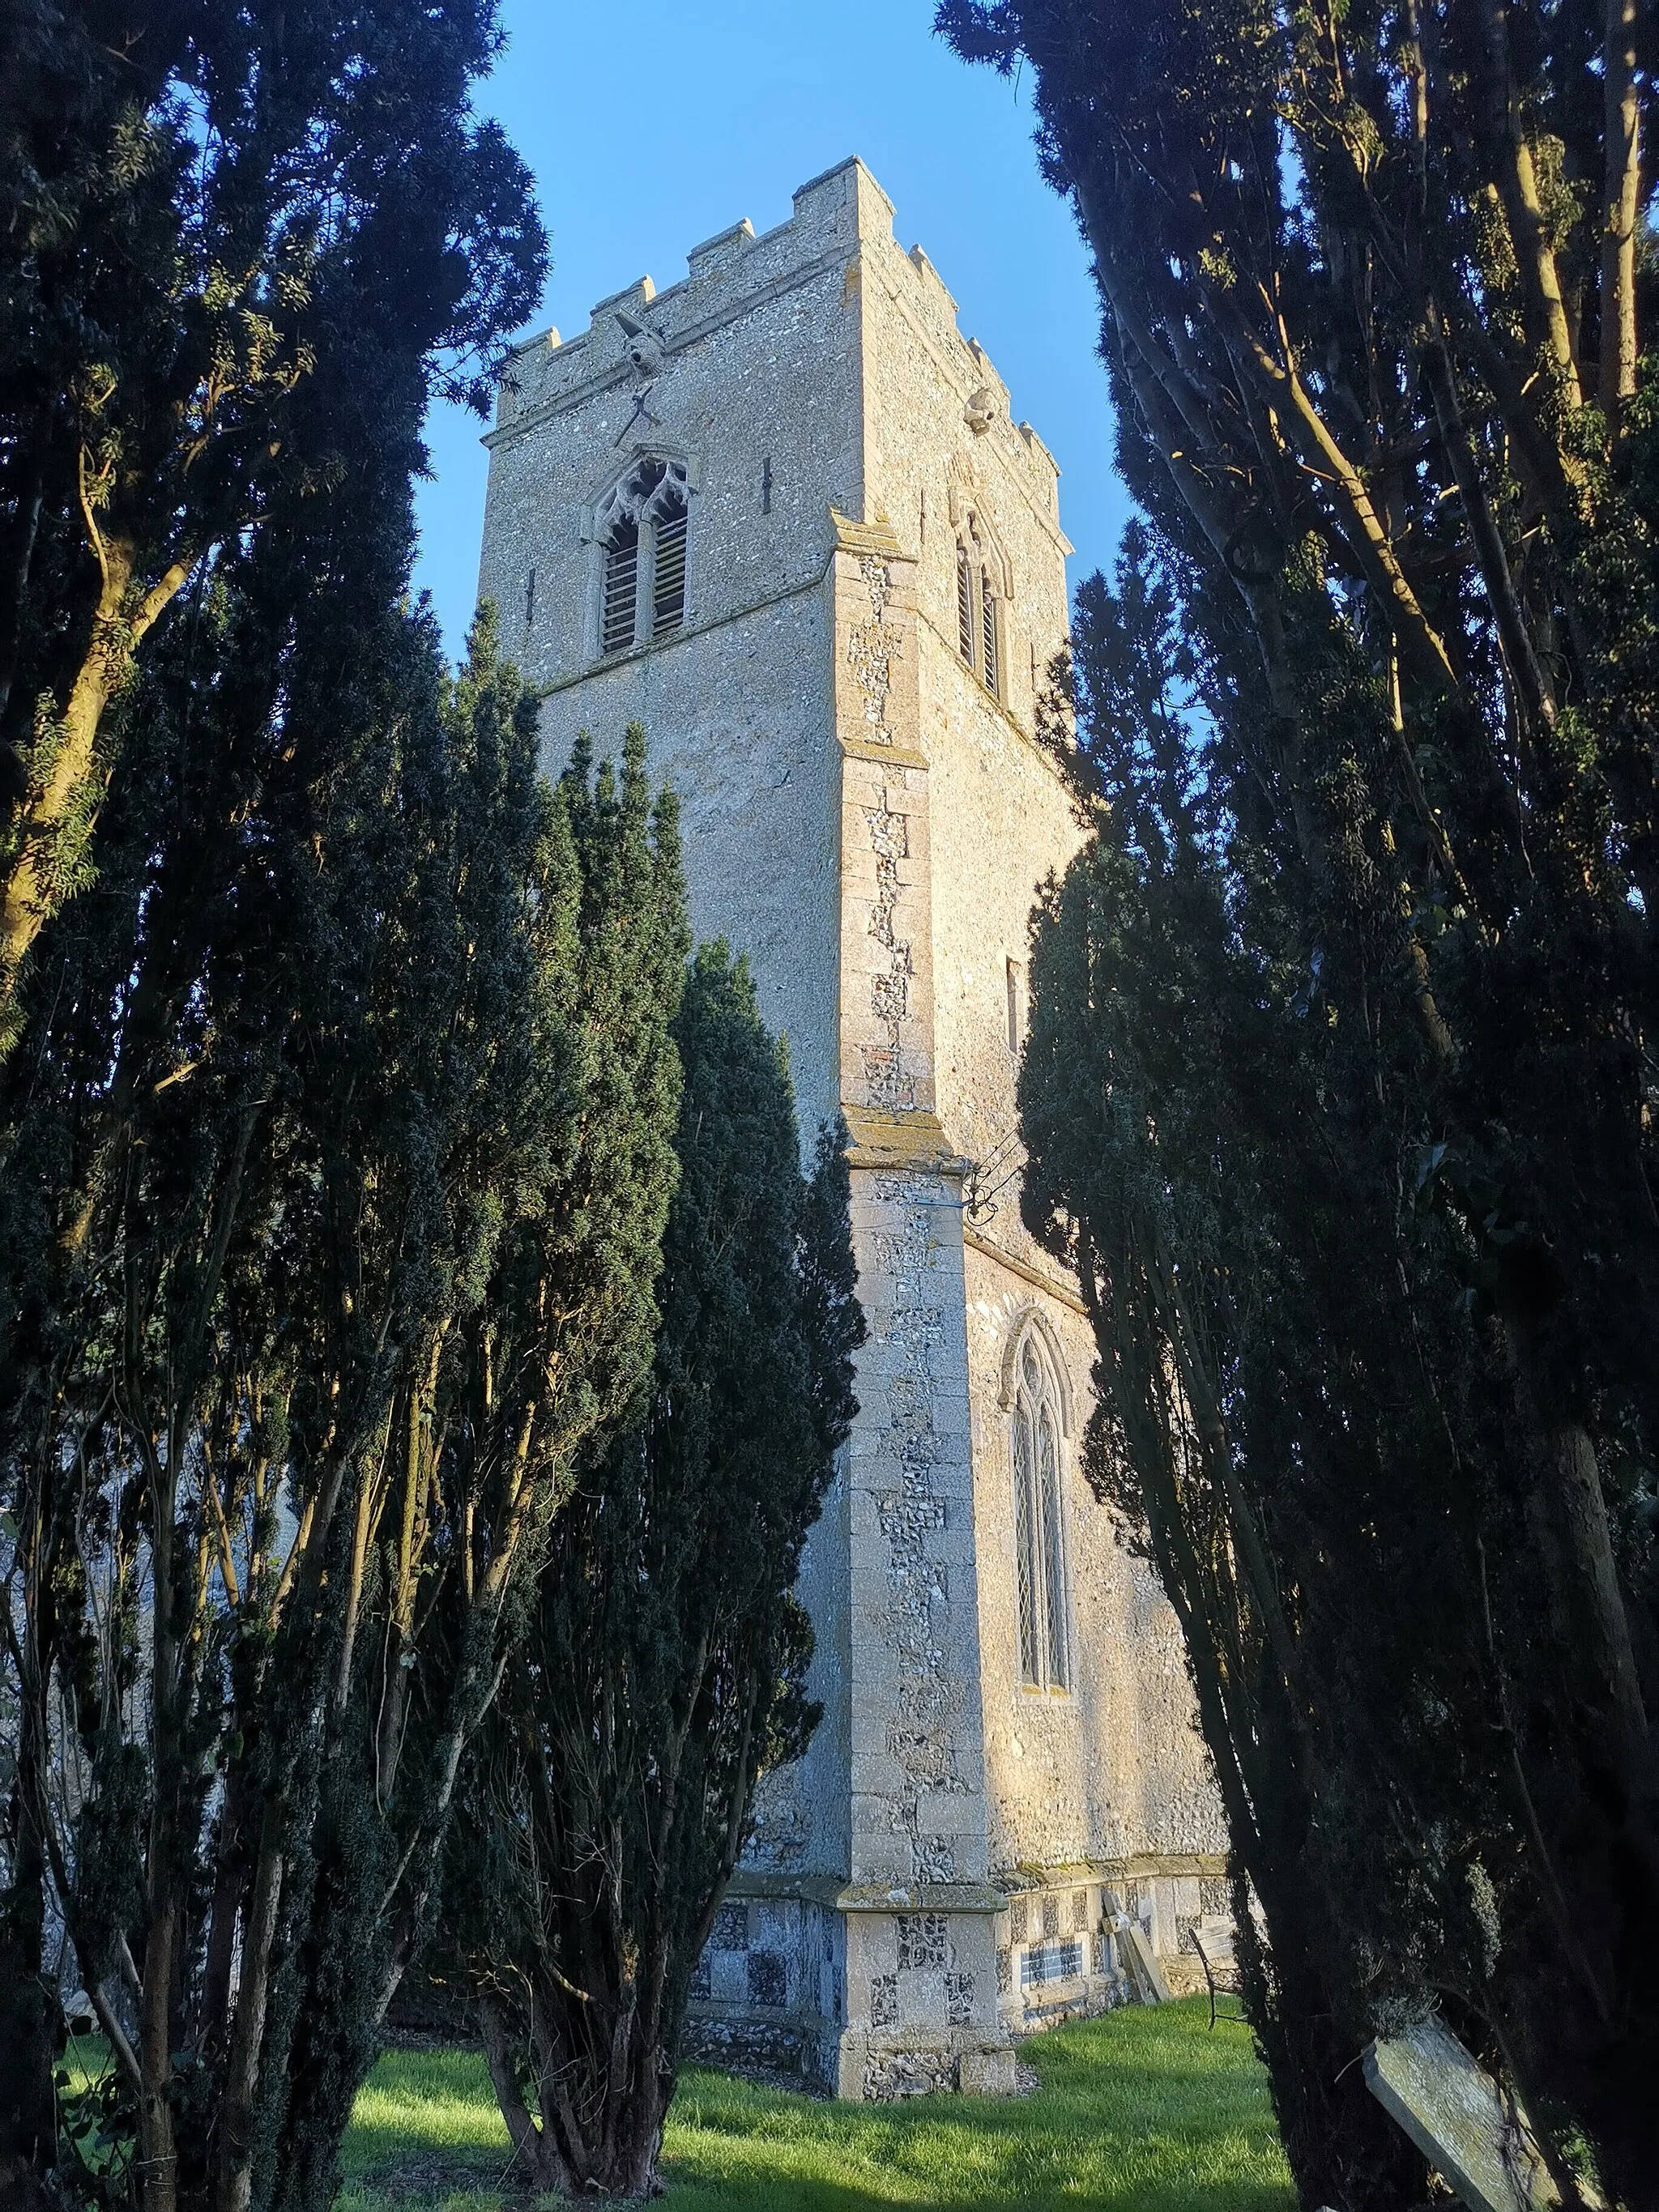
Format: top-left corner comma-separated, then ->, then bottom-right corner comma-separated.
479,156 -> 1230,2100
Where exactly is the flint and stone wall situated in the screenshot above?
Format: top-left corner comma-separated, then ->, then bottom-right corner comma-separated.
479,156 -> 1229,2099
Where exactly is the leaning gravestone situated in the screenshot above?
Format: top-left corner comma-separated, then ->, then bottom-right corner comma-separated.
1112,1914 -> 1173,2004
1363,2015 -> 1559,2211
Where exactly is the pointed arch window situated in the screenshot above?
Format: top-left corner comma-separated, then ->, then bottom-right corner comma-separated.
1012,1339 -> 1069,1691
954,509 -> 1005,701
595,457 -> 690,658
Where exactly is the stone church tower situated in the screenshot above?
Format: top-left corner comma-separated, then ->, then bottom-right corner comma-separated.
478,158 -> 1230,2099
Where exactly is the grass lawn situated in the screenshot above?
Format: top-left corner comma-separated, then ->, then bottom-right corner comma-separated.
339,1998 -> 1294,2211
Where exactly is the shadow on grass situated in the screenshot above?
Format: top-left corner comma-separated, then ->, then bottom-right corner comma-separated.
663,2003 -> 1293,2212
339,1998 -> 1294,2212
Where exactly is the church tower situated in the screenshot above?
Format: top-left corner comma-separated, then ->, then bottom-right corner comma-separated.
478,158 -> 1230,2100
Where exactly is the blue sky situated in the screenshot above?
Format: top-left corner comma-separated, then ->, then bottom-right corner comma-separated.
413,0 -> 1128,658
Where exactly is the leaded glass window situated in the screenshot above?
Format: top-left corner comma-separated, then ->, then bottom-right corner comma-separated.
1012,1340 -> 1069,1690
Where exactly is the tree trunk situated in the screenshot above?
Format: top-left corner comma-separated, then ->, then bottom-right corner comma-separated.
214,1809 -> 285,2212
0,1807 -> 57,2176
139,1890 -> 180,2212
615,2079 -> 672,2201
1480,0 -> 1583,403
141,1443 -> 181,2212
0,534 -> 193,1044
1599,0 -> 1640,424
476,1995 -> 573,2195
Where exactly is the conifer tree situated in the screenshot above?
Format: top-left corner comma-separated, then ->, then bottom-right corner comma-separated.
942,0 -> 1659,2202
447,947 -> 863,2201
0,0 -> 544,1046
0,571 -> 686,2210
2,9 -> 547,2191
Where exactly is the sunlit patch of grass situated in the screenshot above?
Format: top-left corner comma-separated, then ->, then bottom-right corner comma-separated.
340,1998 -> 1294,2211
337,2047 -> 518,2212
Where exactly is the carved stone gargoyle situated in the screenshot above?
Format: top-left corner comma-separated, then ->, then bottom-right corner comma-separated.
616,309 -> 665,384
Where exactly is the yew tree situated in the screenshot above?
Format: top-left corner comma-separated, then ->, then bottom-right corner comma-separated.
940,0 -> 1659,2204
447,948 -> 863,2201
0,584 -> 687,2212
0,0 -> 543,1046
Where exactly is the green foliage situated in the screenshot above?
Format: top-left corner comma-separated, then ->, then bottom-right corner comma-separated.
331,2001 -> 1293,2212
53,2061 -> 138,2208
0,15 -> 565,2202
942,2 -> 1659,2205
0,0 -> 548,1038
444,944 -> 864,2201
0,590 -> 687,2212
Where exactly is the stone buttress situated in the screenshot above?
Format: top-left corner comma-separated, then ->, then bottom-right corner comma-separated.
477,155 -> 1233,2102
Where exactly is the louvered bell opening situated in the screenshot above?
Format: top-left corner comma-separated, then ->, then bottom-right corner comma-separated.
957,546 -> 975,666
602,522 -> 639,653
651,500 -> 688,635
981,573 -> 999,697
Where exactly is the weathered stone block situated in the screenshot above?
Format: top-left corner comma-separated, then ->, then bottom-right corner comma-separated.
1363,2018 -> 1560,2212
710,1951 -> 749,2005
958,2047 -> 1018,2095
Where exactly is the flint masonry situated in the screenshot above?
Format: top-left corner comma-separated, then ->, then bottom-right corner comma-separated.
479,156 -> 1230,2099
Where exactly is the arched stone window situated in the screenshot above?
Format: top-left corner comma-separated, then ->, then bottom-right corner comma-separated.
595,456 -> 689,657
1009,1332 -> 1070,1691
953,509 -> 1005,701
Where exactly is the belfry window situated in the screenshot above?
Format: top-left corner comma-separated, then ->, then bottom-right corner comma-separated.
651,488 -> 688,633
602,520 -> 640,652
957,543 -> 976,664
595,457 -> 691,656
1012,1340 -> 1068,1691
954,512 -> 1004,701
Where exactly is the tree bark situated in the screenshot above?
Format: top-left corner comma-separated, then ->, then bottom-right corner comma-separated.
1480,0 -> 1583,403
1599,0 -> 1640,424
476,1995 -> 572,2194
0,535 -> 194,1042
214,1809 -> 285,2212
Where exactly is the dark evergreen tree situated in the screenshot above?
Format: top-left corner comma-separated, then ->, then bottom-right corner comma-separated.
0,576 -> 686,2212
0,0 -> 544,1045
446,946 -> 863,2201
259,714 -> 687,2212
940,2 -> 1659,2205
1,9 -> 547,2195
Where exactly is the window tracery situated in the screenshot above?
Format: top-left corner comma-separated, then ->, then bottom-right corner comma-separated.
595,456 -> 689,657
1011,1335 -> 1069,1691
954,509 -> 1005,701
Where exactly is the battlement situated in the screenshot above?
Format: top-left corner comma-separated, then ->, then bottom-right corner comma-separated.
488,157 -> 1058,514
490,157 -> 878,433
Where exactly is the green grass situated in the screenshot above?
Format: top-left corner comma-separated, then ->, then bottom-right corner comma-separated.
339,1999 -> 1294,2212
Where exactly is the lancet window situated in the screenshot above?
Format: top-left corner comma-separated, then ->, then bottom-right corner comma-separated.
954,510 -> 1004,701
1011,1337 -> 1069,1691
596,457 -> 690,657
